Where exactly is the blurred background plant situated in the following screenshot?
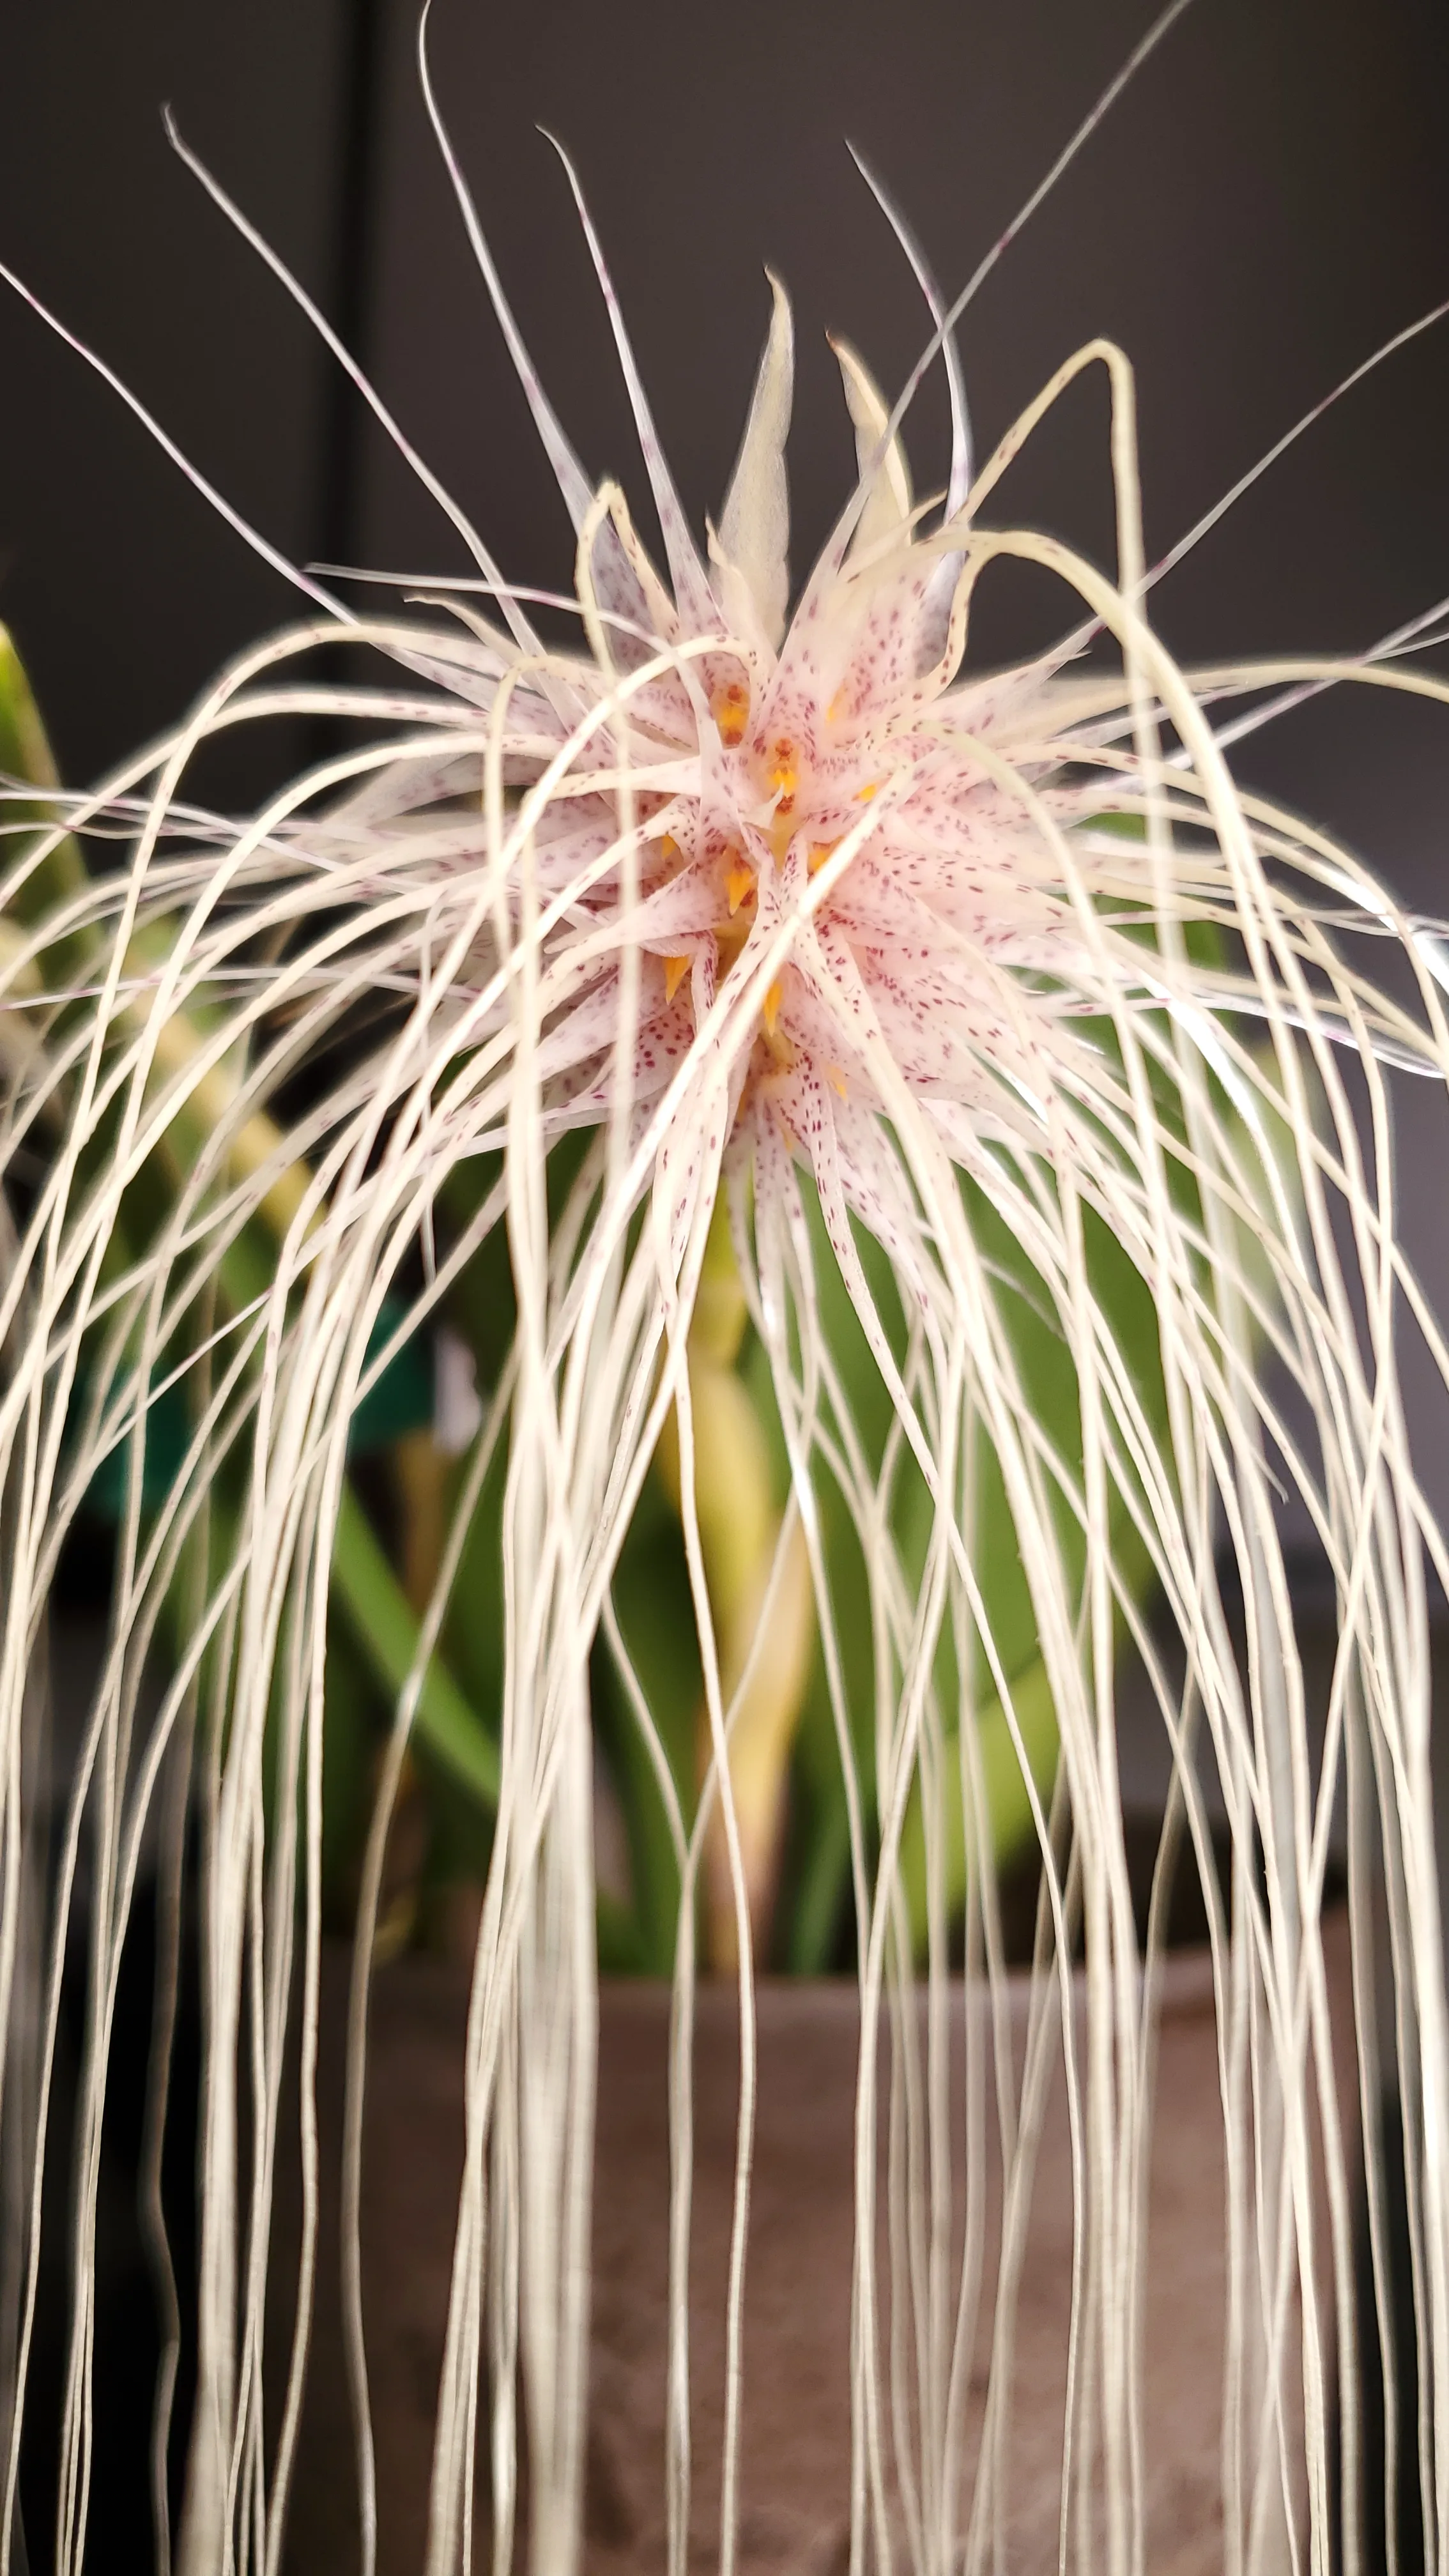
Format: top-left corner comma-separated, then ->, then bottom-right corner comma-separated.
1,622 -> 1215,1981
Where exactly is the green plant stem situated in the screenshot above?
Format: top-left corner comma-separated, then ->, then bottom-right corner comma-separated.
331,1487 -> 499,1809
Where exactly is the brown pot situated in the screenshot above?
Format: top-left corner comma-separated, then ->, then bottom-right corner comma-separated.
272,1919 -> 1358,2575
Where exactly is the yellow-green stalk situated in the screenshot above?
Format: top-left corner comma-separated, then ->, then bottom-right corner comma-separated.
655,1206 -> 814,1966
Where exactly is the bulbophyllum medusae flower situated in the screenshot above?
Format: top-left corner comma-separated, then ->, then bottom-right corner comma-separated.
5,82 -> 1449,2576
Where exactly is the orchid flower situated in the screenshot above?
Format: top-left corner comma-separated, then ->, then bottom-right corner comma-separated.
4,43 -> 1449,2576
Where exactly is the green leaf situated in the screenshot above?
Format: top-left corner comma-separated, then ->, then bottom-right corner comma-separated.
331,1484 -> 500,1814
0,623 -> 91,984
779,1160 -> 1171,1970
594,1468 -> 702,1972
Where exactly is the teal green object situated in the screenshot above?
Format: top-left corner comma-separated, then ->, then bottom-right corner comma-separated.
345,1298 -> 436,1455
81,1297 -> 434,1521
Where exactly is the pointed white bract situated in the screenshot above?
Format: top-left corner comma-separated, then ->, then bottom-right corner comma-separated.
3,129 -> 1449,2576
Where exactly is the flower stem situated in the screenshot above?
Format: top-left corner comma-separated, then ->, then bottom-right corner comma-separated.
657,1203 -> 816,1968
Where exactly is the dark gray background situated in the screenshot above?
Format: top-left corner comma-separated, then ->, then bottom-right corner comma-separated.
4,0 -> 1448,836
3,0 -> 1448,1521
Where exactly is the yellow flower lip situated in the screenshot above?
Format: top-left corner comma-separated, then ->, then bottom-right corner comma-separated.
712,677 -> 749,747
725,852 -> 756,916
765,735 -> 799,815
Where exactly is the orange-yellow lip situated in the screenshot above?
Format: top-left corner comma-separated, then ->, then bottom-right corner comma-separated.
712,678 -> 749,748
726,853 -> 756,916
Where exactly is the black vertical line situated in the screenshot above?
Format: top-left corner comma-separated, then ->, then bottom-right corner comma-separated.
319,0 -> 385,575
310,0 -> 387,756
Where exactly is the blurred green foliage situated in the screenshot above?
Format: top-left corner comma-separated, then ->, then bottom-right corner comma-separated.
3,629 -> 1221,1977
